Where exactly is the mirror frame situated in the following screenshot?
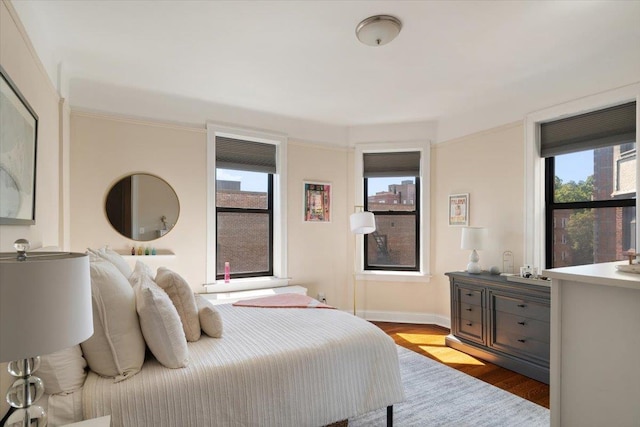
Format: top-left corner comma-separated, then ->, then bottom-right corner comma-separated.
104,173 -> 180,242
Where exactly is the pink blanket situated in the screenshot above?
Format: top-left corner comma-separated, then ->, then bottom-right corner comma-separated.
232,293 -> 335,309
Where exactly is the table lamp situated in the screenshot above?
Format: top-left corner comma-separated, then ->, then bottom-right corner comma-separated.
0,240 -> 93,427
461,227 -> 488,274
350,207 -> 376,316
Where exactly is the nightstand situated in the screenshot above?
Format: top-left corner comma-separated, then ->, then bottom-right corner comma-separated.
65,416 -> 111,427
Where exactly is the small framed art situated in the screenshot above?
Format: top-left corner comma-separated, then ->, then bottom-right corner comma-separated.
448,193 -> 469,226
303,181 -> 331,222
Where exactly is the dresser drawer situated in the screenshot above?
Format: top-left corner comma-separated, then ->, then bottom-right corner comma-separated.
459,303 -> 482,323
458,318 -> 483,343
457,286 -> 483,306
491,329 -> 549,364
493,294 -> 549,322
494,311 -> 550,343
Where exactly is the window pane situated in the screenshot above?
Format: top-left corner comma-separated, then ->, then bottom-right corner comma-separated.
551,206 -> 636,267
216,169 -> 268,209
554,144 -> 636,203
367,177 -> 416,212
366,215 -> 416,268
217,212 -> 270,275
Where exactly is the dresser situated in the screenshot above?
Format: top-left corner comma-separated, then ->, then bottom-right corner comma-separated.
445,271 -> 550,383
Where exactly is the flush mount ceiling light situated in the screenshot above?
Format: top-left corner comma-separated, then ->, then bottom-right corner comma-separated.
356,15 -> 402,47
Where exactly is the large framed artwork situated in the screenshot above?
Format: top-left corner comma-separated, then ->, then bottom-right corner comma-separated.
0,65 -> 38,225
303,181 -> 331,222
448,193 -> 469,226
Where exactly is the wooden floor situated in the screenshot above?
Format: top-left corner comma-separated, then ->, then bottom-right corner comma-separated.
373,321 -> 549,408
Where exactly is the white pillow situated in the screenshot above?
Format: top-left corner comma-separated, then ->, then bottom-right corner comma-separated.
195,294 -> 223,338
155,268 -> 201,342
89,246 -> 133,279
81,259 -> 145,381
38,346 -> 87,395
129,260 -> 154,287
133,273 -> 189,369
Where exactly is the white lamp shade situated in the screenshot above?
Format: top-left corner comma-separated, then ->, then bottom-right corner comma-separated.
461,227 -> 488,250
350,211 -> 376,235
0,252 -> 93,362
356,15 -> 402,46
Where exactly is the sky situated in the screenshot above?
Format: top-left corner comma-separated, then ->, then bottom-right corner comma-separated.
555,150 -> 594,183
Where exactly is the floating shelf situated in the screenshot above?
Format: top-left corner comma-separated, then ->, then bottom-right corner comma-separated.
117,249 -> 175,257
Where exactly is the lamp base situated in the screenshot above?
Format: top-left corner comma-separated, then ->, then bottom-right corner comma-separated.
467,249 -> 481,274
5,358 -> 46,427
466,262 -> 482,274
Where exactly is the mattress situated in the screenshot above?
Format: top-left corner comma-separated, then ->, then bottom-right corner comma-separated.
82,304 -> 404,426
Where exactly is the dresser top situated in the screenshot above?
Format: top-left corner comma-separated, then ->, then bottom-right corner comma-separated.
543,261 -> 640,291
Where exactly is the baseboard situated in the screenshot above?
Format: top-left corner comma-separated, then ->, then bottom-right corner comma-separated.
360,310 -> 451,329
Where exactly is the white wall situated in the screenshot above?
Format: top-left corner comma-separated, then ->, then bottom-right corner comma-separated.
0,0 -> 61,251
69,113 -> 355,310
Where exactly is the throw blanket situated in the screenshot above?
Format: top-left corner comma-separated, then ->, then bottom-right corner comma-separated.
233,293 -> 335,309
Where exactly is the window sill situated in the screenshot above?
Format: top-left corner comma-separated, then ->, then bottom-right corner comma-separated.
203,276 -> 290,293
355,271 -> 431,283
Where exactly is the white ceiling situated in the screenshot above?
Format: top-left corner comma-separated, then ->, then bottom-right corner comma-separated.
11,0 -> 640,142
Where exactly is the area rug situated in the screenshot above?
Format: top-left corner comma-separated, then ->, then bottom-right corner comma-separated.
350,346 -> 549,426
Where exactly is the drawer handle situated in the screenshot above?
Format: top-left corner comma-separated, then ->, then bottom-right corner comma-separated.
465,308 -> 472,311
518,321 -> 526,326
517,339 -> 526,343
466,322 -> 472,326
465,293 -> 473,296
517,304 -> 526,308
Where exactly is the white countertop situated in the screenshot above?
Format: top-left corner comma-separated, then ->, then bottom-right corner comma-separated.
543,261 -> 640,290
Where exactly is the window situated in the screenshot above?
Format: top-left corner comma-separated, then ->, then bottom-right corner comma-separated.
206,125 -> 287,285
362,152 -> 421,271
542,102 -> 637,268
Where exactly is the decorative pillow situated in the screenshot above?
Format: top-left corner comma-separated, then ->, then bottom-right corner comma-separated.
129,260 -> 155,287
38,346 -> 87,395
46,388 -> 84,425
88,246 -> 133,279
195,294 -> 223,338
133,273 -> 189,369
81,259 -> 145,381
155,268 -> 201,342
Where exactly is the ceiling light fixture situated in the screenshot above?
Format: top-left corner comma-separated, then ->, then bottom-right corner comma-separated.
356,15 -> 402,47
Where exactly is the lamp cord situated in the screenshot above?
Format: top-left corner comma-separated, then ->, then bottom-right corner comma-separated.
0,407 -> 15,426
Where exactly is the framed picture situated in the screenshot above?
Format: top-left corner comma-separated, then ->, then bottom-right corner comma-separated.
0,65 -> 38,225
448,193 -> 469,226
303,181 -> 331,222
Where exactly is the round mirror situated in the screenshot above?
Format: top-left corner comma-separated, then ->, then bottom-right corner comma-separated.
105,173 -> 179,241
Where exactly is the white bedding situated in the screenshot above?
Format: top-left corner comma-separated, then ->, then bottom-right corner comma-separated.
82,304 -> 404,426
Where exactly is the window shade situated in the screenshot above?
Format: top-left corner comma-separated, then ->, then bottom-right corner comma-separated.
216,136 -> 276,173
363,151 -> 421,177
540,102 -> 636,158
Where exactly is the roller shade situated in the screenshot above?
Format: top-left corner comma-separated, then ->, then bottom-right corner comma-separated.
216,136 -> 276,173
363,151 -> 421,177
540,102 -> 636,158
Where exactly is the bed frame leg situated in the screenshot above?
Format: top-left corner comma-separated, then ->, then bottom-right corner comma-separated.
387,405 -> 393,427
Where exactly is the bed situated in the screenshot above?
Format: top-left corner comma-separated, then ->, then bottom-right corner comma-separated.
80,302 -> 404,427
28,251 -> 404,427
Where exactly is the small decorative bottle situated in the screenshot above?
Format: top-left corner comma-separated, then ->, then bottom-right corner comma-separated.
131,246 -> 135,255
137,246 -> 143,256
151,247 -> 157,256
224,262 -> 231,283
145,246 -> 150,256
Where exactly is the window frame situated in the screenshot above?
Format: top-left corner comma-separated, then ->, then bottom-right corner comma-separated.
353,142 -> 430,281
363,176 -> 421,272
215,172 -> 274,280
206,123 -> 288,288
524,85 -> 639,270
544,155 -> 636,268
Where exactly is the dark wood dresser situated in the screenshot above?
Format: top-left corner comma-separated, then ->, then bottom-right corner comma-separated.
445,271 -> 550,383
